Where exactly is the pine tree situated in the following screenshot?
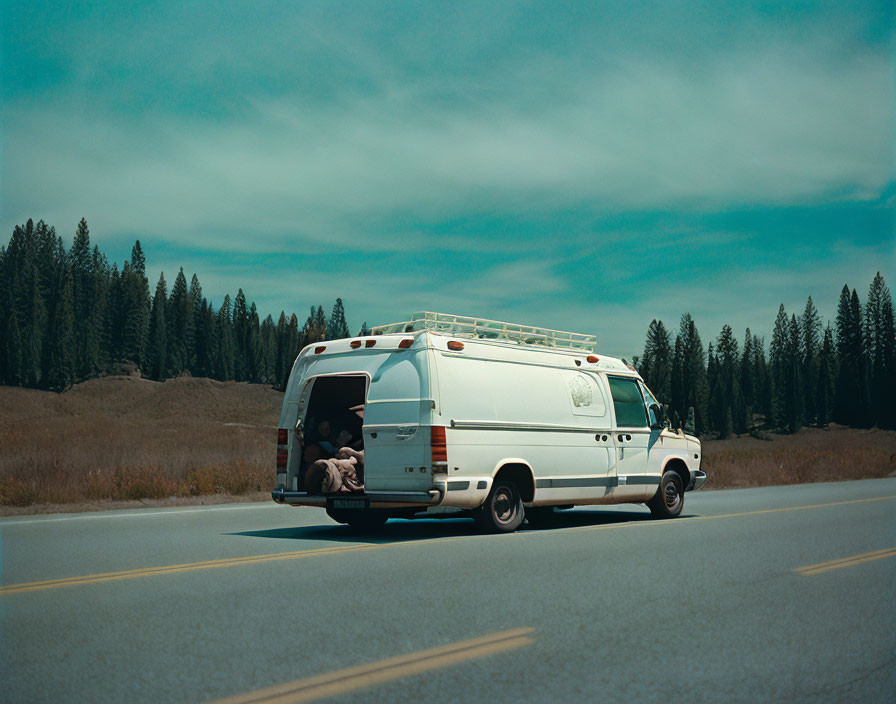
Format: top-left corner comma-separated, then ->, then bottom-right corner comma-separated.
308,305 -> 327,342
359,321 -> 371,336
753,334 -> 772,423
770,304 -> 789,429
327,298 -> 350,340
740,329 -> 754,425
106,263 -> 123,363
232,289 -> 250,381
193,298 -> 211,378
816,325 -> 836,427
640,319 -> 672,402
259,314 -> 277,385
882,292 -> 896,429
146,273 -> 168,381
275,311 -> 289,390
785,314 -> 805,433
4,313 -> 22,385
672,313 -> 708,434
188,274 -> 203,371
166,268 -> 190,377
706,342 -> 724,436
7,219 -> 48,387
215,295 -> 235,381
247,302 -> 261,382
717,324 -> 745,434
801,296 -> 821,425
43,262 -> 75,392
865,272 -> 894,427
121,241 -> 150,368
70,218 -> 102,380
834,286 -> 866,427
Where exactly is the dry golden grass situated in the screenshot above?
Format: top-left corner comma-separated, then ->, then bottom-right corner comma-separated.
0,374 -> 282,509
702,424 -> 896,489
1,376 -> 894,512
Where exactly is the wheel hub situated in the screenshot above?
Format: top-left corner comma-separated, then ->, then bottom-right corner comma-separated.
493,488 -> 515,524
664,483 -> 681,509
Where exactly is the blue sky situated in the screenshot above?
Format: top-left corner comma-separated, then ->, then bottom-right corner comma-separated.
2,1 -> 893,357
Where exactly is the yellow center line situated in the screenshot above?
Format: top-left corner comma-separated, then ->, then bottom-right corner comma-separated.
2,494 -> 895,596
211,627 -> 536,704
795,547 -> 896,575
559,494 -> 896,536
0,544 -> 385,595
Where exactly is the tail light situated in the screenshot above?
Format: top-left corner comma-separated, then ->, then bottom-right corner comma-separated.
350,340 -> 361,349
587,355 -> 600,363
277,428 -> 288,470
314,346 -> 326,354
431,425 -> 447,463
365,339 -> 376,348
447,341 -> 464,351
398,338 -> 413,349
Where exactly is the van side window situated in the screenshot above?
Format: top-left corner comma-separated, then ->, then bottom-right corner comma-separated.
608,376 -> 648,428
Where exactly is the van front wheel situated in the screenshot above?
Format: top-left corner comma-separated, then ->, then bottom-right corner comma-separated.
648,471 -> 684,518
475,480 -> 524,533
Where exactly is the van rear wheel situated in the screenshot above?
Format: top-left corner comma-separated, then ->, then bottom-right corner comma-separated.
648,471 -> 684,518
475,480 -> 524,533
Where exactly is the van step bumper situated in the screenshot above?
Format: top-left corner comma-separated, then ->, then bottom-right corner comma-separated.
687,470 -> 708,491
272,488 -> 444,508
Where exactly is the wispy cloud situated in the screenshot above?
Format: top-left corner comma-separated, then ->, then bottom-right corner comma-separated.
2,1 -> 892,355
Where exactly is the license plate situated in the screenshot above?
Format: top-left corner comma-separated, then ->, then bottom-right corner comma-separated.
331,498 -> 368,510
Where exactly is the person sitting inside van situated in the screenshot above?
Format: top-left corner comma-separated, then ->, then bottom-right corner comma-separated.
315,420 -> 340,457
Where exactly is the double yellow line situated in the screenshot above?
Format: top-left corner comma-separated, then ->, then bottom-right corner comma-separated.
211,627 -> 535,704
0,544 -> 385,596
795,547 -> 896,576
2,494 -> 894,596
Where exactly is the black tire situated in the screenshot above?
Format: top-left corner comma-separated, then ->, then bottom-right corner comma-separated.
474,479 -> 525,533
648,471 -> 684,518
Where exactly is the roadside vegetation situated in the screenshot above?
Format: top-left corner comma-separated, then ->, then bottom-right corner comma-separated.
1,376 -> 894,513
0,375 -> 281,510
1,218 -> 894,513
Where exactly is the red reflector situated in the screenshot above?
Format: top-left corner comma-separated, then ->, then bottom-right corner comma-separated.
350,340 -> 361,349
365,339 -> 376,348
277,451 -> 288,469
314,346 -> 326,354
278,429 -> 288,445
398,338 -> 413,349
431,426 -> 447,462
587,355 -> 599,363
447,341 -> 464,351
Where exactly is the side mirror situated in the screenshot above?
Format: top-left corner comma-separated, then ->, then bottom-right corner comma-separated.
648,403 -> 664,431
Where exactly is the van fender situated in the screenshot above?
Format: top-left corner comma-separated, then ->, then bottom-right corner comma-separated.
490,459 -> 536,504
659,454 -> 691,493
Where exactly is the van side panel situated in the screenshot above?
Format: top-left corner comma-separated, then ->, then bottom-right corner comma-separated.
435,351 -> 615,506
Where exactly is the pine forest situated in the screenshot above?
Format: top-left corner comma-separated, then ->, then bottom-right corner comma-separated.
1,218 -> 893,438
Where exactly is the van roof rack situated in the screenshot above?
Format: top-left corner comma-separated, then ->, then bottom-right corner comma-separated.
370,311 -> 598,353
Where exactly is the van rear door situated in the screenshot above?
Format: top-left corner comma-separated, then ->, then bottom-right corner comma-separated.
362,352 -> 434,492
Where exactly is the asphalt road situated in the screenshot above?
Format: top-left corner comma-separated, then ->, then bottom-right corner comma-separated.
2,479 -> 895,703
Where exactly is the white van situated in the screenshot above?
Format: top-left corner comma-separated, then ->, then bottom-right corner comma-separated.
273,312 -> 706,532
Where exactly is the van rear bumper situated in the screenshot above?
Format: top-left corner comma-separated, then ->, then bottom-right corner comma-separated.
272,488 -> 444,508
